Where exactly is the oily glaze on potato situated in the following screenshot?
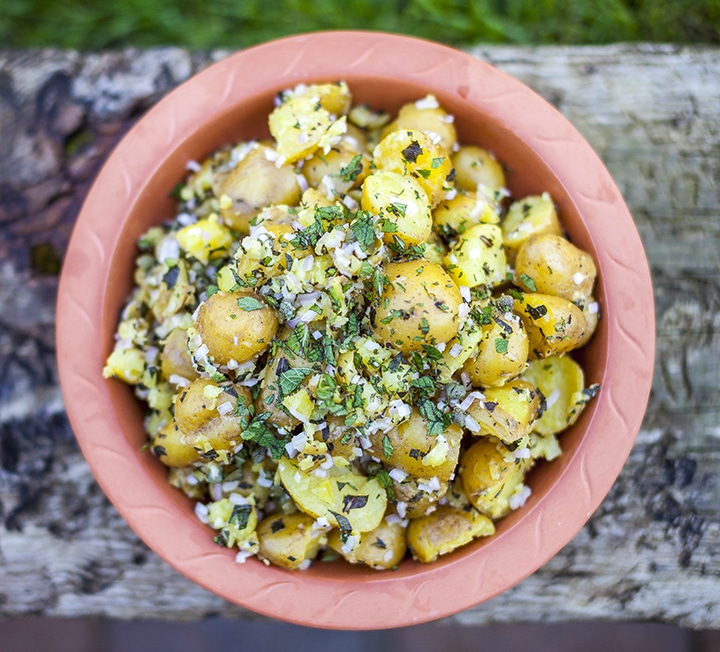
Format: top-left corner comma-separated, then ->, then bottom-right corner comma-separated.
372,260 -> 463,353
195,290 -> 278,366
407,504 -> 495,563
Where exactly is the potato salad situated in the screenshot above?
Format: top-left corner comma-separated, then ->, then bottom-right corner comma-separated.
104,81 -> 600,569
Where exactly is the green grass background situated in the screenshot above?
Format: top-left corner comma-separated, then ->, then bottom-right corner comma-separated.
1,0 -> 719,49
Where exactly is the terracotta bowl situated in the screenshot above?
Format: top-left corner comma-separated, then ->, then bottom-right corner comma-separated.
57,31 -> 655,629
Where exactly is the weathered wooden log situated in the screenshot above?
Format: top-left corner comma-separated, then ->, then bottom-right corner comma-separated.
0,44 -> 718,627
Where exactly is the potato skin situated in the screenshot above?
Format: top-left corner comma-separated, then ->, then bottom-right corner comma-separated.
515,234 -> 597,302
433,191 -> 499,240
465,379 -> 544,444
459,437 -> 531,519
381,99 -> 457,153
444,223 -> 507,288
151,419 -> 202,468
173,377 -> 252,456
361,170 -> 432,246
451,145 -> 505,193
218,145 -> 301,233
328,518 -> 407,569
513,292 -> 588,359
373,128 -> 454,206
369,409 -> 462,483
257,512 -> 324,570
372,260 -> 463,353
392,476 -> 449,519
302,146 -> 370,194
195,290 -> 278,365
462,313 -> 529,388
522,355 -> 590,436
160,328 -> 199,384
407,504 -> 495,563
502,194 -> 562,261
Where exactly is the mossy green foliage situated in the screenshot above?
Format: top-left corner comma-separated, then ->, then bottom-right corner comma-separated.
1,0 -> 718,49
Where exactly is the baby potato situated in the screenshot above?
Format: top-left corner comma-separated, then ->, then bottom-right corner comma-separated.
459,437 -> 531,519
160,328 -> 199,385
407,504 -> 495,563
392,475 -> 449,519
175,215 -> 233,264
218,145 -> 302,233
257,511 -> 325,570
452,145 -> 505,193
381,96 -> 457,152
522,355 -> 594,436
502,194 -> 562,261
302,146 -> 370,195
328,518 -> 407,570
513,292 -> 588,359
444,223 -> 507,288
515,234 -> 597,302
320,416 -> 358,461
361,170 -> 432,246
574,295 -> 600,347
269,93 -> 347,164
174,378 -> 251,457
195,290 -> 278,366
372,260 -> 463,353
151,419 -> 202,468
278,459 -> 387,535
462,313 -> 529,387
433,191 -> 499,240
277,81 -> 352,117
373,128 -> 454,206
465,379 -> 544,444
369,409 -> 462,483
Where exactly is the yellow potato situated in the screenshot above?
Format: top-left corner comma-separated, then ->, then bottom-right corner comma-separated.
372,260 -> 463,353
257,512 -> 324,570
574,295 -> 600,347
160,328 -> 199,385
433,191 -> 499,240
502,194 -> 562,261
522,355 -> 597,436
452,145 -> 505,193
206,498 -> 258,549
328,518 -> 407,569
278,459 -> 387,535
302,146 -> 370,195
173,378 -> 251,458
515,233 -> 597,302
361,170 -> 432,246
175,215 -> 233,264
269,92 -> 347,163
407,504 -> 495,563
462,313 -> 529,387
151,419 -> 202,468
369,409 -> 462,483
392,475 -> 449,519
373,128 -> 454,206
381,97 -> 457,152
465,379 -> 544,444
444,223 -> 507,288
513,292 -> 588,359
195,290 -> 278,366
459,437 -> 531,519
218,145 -> 302,233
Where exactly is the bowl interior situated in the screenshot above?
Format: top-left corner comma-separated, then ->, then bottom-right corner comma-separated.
59,31 -> 650,629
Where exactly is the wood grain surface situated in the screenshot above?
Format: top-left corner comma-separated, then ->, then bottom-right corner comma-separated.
0,44 -> 718,627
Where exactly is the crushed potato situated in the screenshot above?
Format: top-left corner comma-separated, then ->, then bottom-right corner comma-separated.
104,82 -> 600,569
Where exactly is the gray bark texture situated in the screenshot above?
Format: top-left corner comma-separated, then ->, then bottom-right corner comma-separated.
0,44 -> 718,627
